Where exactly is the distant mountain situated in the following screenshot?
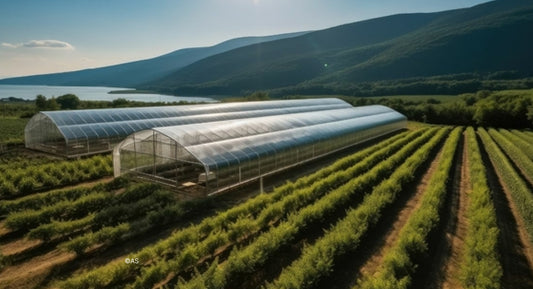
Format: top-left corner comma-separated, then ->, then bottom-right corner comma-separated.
144,0 -> 533,95
0,31 -> 308,87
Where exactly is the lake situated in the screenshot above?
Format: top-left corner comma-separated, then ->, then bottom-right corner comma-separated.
0,85 -> 216,103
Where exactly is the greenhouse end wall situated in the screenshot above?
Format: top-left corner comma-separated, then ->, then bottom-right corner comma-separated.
114,105 -> 407,196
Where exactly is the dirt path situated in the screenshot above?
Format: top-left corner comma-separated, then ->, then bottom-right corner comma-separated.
355,147 -> 445,281
0,238 -> 42,256
480,137 -> 533,289
437,132 -> 469,289
0,249 -> 75,289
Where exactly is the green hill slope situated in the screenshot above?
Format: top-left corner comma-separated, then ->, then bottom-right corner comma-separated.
0,32 -> 307,87
145,0 -> 533,95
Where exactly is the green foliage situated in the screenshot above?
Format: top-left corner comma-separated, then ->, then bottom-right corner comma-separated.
473,93 -> 532,127
0,117 -> 28,145
174,128 -> 447,289
34,94 -> 60,111
56,129 -> 428,289
0,155 -> 112,199
56,94 -> 81,110
344,89 -> 533,128
5,192 -> 111,231
478,128 -> 533,242
357,127 -> 462,289
505,129 -> 533,161
129,130 -> 430,289
488,128 -> 533,185
263,128 -> 449,289
460,127 -> 501,289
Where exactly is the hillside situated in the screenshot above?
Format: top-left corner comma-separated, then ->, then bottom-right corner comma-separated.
0,32 -> 307,87
144,0 -> 533,95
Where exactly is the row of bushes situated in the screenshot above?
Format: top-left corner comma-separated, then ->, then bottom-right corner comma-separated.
126,129 -> 434,289
175,128 -> 448,289
0,187 -> 93,215
356,127 -> 462,289
0,155 -> 112,198
4,183 -> 159,232
0,155 -> 57,172
58,200 -> 199,255
27,189 -> 174,241
0,177 -> 128,216
460,127 -> 502,288
262,128 -> 449,289
510,130 -> 533,152
5,192 -> 111,231
478,128 -> 533,241
57,129 -> 432,289
488,128 -> 533,185
499,130 -> 533,161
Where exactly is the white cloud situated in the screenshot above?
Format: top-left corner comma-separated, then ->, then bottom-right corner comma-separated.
1,40 -> 75,50
1,42 -> 18,48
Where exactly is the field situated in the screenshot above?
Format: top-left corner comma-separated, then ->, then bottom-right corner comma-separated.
0,118 -> 28,145
0,124 -> 532,289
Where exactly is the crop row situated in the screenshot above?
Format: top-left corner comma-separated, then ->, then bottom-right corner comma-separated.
0,155 -> 58,172
498,129 -> 533,161
459,127 -> 502,289
0,177 -> 128,216
174,128 -> 448,289
261,127 -> 449,289
4,183 -> 160,232
0,155 -> 112,198
354,127 -> 461,289
27,189 -> 174,241
57,129 -> 434,289
126,128 -> 438,289
291,130 -> 410,190
58,199 -> 203,254
478,128 -> 533,241
510,129 -> 533,152
488,129 -> 533,186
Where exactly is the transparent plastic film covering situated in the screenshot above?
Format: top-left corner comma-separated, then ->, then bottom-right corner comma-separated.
25,98 -> 351,157
115,103 -> 407,196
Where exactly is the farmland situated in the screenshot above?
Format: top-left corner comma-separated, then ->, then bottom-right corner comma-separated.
0,123 -> 532,289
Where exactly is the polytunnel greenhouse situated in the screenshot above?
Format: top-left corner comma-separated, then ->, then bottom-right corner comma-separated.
24,98 -> 351,157
113,103 -> 407,196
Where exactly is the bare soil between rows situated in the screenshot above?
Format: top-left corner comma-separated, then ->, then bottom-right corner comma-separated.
479,133 -> 533,289
0,131 -> 406,289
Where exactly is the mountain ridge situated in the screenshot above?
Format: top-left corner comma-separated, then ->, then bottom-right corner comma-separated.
143,0 -> 533,95
3,0 -> 533,96
0,31 -> 308,87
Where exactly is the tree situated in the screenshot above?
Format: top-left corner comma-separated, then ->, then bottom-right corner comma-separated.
35,94 -> 47,110
245,91 -> 270,101
56,94 -> 80,110
112,98 -> 129,107
47,97 -> 60,111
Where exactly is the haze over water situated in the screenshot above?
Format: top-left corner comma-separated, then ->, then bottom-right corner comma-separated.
0,85 -> 216,103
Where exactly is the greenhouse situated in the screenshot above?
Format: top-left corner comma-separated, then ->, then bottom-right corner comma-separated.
24,98 -> 351,157
113,103 -> 407,196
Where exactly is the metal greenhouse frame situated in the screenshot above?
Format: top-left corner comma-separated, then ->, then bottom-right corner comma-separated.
113,104 -> 407,196
24,98 -> 351,157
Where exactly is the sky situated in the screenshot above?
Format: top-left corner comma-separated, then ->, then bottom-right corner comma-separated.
0,0 -> 490,79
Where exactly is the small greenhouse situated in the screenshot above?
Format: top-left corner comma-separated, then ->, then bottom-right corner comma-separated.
113,103 -> 407,196
24,98 -> 350,157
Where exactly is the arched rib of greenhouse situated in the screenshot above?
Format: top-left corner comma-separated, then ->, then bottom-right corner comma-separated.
113,102 -> 406,196
24,98 -> 351,157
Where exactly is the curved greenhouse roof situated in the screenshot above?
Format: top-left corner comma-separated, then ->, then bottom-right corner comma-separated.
114,104 -> 407,196
25,98 -> 351,157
